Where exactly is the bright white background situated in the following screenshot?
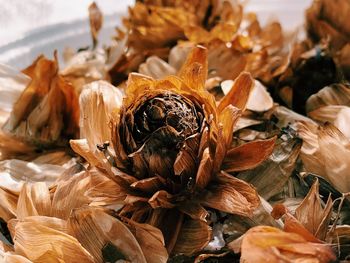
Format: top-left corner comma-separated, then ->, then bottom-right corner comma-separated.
0,0 -> 312,68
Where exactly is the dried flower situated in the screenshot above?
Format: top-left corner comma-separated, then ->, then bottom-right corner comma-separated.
2,53 -> 79,147
71,46 -> 277,256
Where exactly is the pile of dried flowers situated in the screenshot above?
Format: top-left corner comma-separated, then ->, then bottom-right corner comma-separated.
0,0 -> 349,262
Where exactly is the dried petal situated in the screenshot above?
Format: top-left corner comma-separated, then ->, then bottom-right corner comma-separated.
199,171 -> 260,217
223,137 -> 276,173
218,72 -> 254,113
238,226 -> 336,263
88,2 -> 103,48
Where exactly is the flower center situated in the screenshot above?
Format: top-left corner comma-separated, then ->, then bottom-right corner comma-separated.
133,92 -> 201,146
128,92 -> 203,179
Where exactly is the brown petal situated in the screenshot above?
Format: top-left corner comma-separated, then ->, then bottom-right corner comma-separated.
69,207 -> 147,263
295,179 -> 333,240
51,172 -> 91,220
219,105 -> 241,147
172,219 -> 212,256
238,226 -> 336,263
178,202 -> 208,221
178,46 -> 208,91
148,191 -> 175,209
123,218 -> 168,263
223,137 -> 276,173
130,177 -> 163,194
88,2 -> 103,48
195,148 -> 213,189
217,72 -> 254,113
0,187 -> 17,221
199,171 -> 260,217
17,183 -> 51,220
14,221 -> 94,262
87,168 -> 127,206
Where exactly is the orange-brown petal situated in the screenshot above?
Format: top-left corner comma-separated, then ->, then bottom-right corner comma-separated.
199,171 -> 260,217
217,72 -> 254,113
178,46 -> 208,91
172,219 -> 212,256
223,137 -> 276,173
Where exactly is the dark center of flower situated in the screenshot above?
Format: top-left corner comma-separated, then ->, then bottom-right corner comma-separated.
133,92 -> 201,146
128,92 -> 203,181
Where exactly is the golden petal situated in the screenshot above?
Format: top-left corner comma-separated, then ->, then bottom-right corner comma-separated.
172,219 -> 212,256
217,72 -> 254,113
16,183 -> 51,220
69,207 -> 147,263
223,137 -> 276,173
178,46 -> 208,91
238,226 -> 336,263
14,221 -> 94,262
3,54 -> 79,144
51,172 -> 91,220
199,171 -> 260,217
87,168 -> 127,206
195,147 -> 213,189
218,105 -> 241,147
0,187 -> 17,222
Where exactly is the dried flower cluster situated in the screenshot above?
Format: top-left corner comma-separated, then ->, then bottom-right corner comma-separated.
0,0 -> 349,262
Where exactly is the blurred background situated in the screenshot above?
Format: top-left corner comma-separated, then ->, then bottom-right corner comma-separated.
0,0 -> 312,68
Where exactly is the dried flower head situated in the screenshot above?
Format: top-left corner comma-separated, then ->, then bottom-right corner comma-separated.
70,46 -> 278,255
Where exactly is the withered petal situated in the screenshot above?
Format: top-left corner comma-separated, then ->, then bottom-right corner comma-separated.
172,219 -> 212,256
69,207 -> 147,263
148,190 -> 175,209
178,45 -> 208,91
14,221 -> 94,262
217,72 -> 254,113
238,226 -> 336,263
199,171 -> 260,217
195,147 -> 213,189
223,137 -> 276,173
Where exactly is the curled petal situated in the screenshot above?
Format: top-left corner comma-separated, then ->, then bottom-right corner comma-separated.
178,45 -> 208,91
223,137 -> 276,173
148,191 -> 175,209
218,72 -> 254,113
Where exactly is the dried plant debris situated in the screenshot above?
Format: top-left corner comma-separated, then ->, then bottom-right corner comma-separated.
1,0 -> 350,261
